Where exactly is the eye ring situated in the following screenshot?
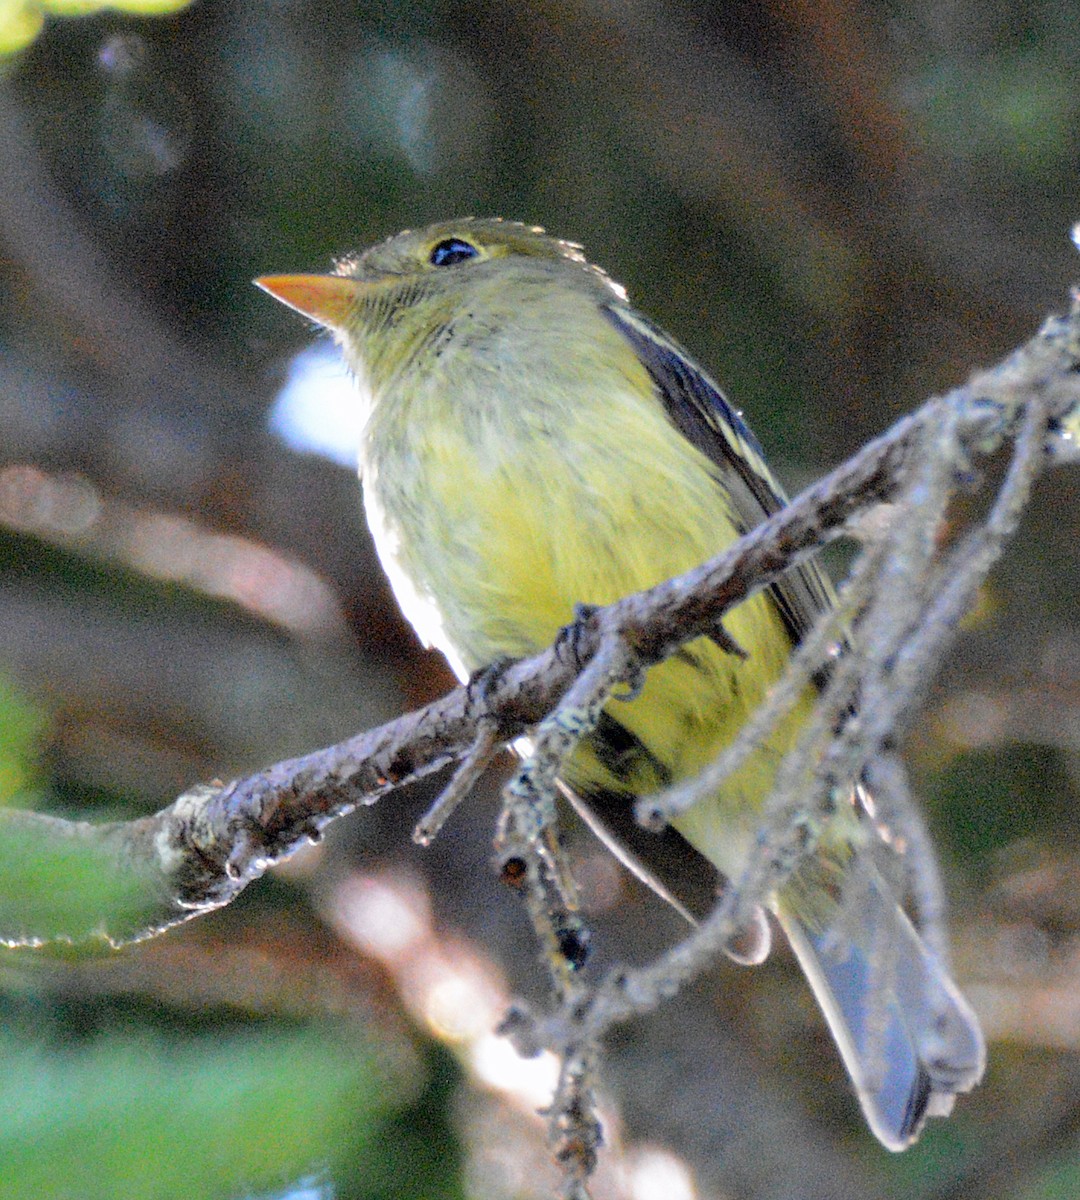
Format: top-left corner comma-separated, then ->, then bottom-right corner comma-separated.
430,238 -> 480,267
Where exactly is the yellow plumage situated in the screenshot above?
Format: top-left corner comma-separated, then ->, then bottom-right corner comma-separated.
257,218 -> 984,1149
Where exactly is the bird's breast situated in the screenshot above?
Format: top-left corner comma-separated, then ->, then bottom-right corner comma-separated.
361,358 -> 731,668
360,343 -> 808,876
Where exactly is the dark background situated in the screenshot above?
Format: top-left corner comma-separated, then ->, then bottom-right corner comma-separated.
2,2 -> 1080,1197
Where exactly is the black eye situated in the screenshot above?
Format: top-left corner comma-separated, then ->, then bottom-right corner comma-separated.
430,238 -> 479,267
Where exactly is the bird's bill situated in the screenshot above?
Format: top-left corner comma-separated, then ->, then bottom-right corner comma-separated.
254,274 -> 363,331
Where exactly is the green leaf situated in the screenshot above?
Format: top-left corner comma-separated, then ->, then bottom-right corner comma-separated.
0,1026 -> 409,1200
0,814 -> 161,946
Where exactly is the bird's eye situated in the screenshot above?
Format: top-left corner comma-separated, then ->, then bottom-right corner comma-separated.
430,238 -> 480,267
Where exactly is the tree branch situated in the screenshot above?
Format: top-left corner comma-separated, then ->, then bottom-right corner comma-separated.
2,300 -> 1078,954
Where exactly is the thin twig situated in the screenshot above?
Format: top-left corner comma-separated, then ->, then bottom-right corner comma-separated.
0,304 -> 1076,951
413,722 -> 501,846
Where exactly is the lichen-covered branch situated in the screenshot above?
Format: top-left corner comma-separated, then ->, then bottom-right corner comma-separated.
1,300 -> 1078,962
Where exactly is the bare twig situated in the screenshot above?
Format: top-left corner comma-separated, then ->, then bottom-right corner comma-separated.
495,631 -> 641,1196
0,302 -> 1076,963
4,295 -> 1080,1198
412,722 -> 501,847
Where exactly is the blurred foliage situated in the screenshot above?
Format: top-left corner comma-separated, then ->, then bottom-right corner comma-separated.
930,745 -> 1080,871
1019,1147 -> 1080,1200
1,0 -> 1080,1196
0,1024 -> 429,1200
0,812 -> 161,944
0,671 -> 44,803
0,674 -> 158,945
0,0 -> 190,58
0,678 -> 460,1196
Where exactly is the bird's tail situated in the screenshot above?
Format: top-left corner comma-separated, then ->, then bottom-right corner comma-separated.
774,856 -> 985,1150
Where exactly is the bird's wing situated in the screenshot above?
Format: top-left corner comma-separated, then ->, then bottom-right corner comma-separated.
603,304 -> 835,642
554,304 -> 835,945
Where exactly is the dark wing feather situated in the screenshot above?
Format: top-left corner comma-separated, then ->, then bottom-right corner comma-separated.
557,304 -> 834,943
604,304 -> 834,642
559,776 -> 770,963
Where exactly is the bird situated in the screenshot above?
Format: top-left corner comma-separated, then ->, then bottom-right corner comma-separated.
256,218 -> 985,1149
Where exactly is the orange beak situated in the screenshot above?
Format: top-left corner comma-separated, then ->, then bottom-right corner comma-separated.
254,274 -> 364,332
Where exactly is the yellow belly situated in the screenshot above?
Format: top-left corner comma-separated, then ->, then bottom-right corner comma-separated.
362,370 -> 807,877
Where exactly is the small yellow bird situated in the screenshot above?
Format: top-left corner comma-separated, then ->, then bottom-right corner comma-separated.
257,219 -> 985,1149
